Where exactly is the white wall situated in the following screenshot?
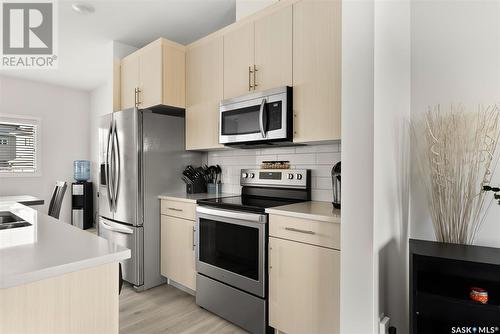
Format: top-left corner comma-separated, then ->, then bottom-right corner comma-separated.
340,0 -> 376,332
410,1 -> 500,247
341,1 -> 412,332
206,143 -> 340,202
0,75 -> 90,223
374,0 -> 411,332
235,0 -> 279,20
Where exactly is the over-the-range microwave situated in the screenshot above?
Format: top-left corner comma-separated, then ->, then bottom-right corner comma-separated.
219,86 -> 293,147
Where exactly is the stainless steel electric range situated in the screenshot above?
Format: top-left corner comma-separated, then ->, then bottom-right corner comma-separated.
195,169 -> 311,334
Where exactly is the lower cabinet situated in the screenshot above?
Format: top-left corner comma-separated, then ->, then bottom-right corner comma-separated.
160,213 -> 196,291
269,215 -> 340,334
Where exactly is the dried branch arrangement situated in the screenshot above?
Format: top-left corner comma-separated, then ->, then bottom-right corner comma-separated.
414,104 -> 500,244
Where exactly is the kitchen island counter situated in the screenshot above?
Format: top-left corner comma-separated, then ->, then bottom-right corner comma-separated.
0,201 -> 129,334
0,201 -> 130,289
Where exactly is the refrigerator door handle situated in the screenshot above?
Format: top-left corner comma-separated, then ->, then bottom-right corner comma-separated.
110,120 -> 117,212
113,119 -> 121,208
100,220 -> 133,234
105,120 -> 114,212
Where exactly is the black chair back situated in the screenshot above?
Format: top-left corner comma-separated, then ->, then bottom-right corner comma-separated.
48,181 -> 67,219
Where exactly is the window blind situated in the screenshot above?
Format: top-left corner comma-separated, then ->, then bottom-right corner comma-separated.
0,122 -> 38,173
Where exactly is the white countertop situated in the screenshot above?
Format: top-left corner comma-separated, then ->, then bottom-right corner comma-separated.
0,195 -> 44,206
266,201 -> 340,223
158,192 -> 237,203
0,202 -> 130,289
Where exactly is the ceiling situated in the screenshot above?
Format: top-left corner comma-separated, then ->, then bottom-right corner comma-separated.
0,0 -> 236,91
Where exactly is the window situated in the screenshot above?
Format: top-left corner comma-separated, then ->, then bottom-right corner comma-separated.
0,116 -> 40,175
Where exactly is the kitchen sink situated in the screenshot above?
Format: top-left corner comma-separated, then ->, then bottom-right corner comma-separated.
0,211 -> 32,230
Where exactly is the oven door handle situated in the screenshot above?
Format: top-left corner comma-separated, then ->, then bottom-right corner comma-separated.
196,206 -> 267,223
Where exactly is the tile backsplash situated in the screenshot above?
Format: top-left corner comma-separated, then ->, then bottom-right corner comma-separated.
204,142 -> 341,202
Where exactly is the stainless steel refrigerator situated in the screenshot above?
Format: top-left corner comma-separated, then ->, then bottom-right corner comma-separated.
98,108 -> 201,290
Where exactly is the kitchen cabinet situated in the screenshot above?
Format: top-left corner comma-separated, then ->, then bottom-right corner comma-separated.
160,199 -> 196,291
120,52 -> 139,111
185,37 -> 224,150
292,0 -> 341,143
268,213 -> 340,334
223,5 -> 292,99
254,5 -> 292,92
223,23 -> 254,99
121,38 -> 186,110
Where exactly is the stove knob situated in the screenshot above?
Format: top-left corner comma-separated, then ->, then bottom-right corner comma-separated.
250,173 -> 255,178
296,174 -> 303,180
242,172 -> 248,178
288,173 -> 294,180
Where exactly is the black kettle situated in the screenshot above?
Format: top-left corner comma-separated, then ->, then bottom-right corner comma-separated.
331,162 -> 341,209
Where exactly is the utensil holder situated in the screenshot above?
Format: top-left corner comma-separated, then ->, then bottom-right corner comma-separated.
207,183 -> 222,194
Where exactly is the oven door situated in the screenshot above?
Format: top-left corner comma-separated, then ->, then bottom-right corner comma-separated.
196,206 -> 267,297
219,87 -> 291,145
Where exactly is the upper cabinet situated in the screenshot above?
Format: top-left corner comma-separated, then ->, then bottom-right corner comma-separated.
223,5 -> 292,99
143,0 -> 342,150
292,0 -> 341,143
223,23 -> 255,99
120,52 -> 139,111
120,38 -> 186,110
254,5 -> 292,92
185,37 -> 225,150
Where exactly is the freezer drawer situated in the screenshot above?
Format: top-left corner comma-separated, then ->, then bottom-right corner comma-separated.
98,217 -> 143,286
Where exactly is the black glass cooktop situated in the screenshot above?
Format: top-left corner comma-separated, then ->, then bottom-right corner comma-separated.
197,195 -> 304,213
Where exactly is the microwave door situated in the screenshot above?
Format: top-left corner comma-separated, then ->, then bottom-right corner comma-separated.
219,86 -> 291,145
220,103 -> 263,144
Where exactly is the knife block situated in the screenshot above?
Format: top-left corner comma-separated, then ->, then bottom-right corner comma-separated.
186,179 -> 207,194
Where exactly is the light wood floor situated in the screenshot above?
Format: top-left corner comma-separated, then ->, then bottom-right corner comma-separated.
119,283 -> 248,334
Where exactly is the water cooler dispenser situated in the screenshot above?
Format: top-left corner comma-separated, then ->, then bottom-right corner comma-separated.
72,160 -> 94,229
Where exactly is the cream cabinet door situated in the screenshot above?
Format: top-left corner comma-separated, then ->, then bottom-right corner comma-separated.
223,22 -> 255,99
269,237 -> 340,334
254,5 -> 292,92
139,41 -> 163,109
186,37 -> 224,150
160,215 -> 196,291
162,41 -> 186,109
293,0 -> 341,143
120,53 -> 139,110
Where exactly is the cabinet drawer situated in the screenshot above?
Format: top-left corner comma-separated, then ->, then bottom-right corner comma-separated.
161,200 -> 196,221
269,214 -> 340,250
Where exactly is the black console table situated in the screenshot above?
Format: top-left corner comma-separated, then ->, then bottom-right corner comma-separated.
410,238 -> 500,334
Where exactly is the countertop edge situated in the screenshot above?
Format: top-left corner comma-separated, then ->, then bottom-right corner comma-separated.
0,249 -> 131,289
158,195 -> 197,203
265,208 -> 339,223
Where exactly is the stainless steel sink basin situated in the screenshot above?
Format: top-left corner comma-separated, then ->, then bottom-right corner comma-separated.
0,211 -> 31,230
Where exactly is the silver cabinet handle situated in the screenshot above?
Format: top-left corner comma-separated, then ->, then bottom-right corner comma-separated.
248,66 -> 254,91
101,221 -> 133,234
259,98 -> 267,138
192,226 -> 196,250
168,207 -> 183,212
253,64 -> 258,89
285,227 -> 315,235
135,87 -> 142,107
